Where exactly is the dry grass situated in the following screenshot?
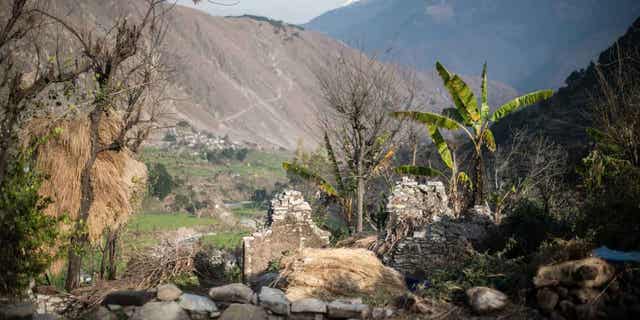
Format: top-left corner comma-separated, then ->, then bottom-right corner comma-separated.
279,248 -> 407,302
25,114 -> 147,243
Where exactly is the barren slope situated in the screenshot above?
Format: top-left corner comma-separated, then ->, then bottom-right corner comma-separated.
40,1 -> 517,150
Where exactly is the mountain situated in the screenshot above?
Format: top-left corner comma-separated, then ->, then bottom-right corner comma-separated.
306,0 -> 640,92
37,1 -> 517,150
492,16 -> 640,165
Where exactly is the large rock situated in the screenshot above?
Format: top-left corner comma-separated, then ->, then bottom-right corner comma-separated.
258,287 -> 290,315
84,306 -> 116,320
219,304 -> 268,320
326,299 -> 369,319
157,284 -> 182,301
533,257 -> 615,288
291,299 -> 327,314
466,287 -> 509,315
208,283 -> 256,304
537,288 -> 559,313
243,190 -> 330,282
130,301 -> 189,320
102,290 -> 154,307
177,294 -> 218,313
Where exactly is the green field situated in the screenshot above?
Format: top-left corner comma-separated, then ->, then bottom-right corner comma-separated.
141,147 -> 291,180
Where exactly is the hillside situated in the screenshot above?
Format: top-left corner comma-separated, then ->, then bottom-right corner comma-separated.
306,0 -> 640,92
492,16 -> 640,165
40,0 -> 516,150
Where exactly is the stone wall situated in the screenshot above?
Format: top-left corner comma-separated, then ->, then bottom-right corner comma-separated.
381,178 -> 495,279
242,190 -> 330,282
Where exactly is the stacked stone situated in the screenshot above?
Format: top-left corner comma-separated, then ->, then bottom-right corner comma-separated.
243,191 -> 330,283
534,257 -> 640,319
382,177 -> 495,280
2,282 -> 398,320
385,177 -> 452,228
267,190 -> 313,226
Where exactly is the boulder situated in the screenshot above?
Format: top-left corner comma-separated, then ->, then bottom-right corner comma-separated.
86,306 -> 117,320
130,301 -> 189,320
32,314 -> 59,320
327,299 -> 369,319
102,290 -> 154,307
575,304 -> 598,320
0,302 -> 36,320
557,300 -> 575,318
533,257 -> 614,288
178,293 -> 218,313
466,287 -> 509,315
219,304 -> 268,320
537,288 -> 559,313
571,287 -> 600,304
157,284 -> 182,301
259,287 -> 290,315
209,283 -> 256,304
291,299 -> 327,314
370,307 -> 394,319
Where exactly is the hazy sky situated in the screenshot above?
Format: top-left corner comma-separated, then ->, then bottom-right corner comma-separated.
177,0 -> 352,24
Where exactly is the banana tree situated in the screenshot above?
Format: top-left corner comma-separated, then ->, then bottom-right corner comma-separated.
394,62 -> 553,205
282,133 -> 355,231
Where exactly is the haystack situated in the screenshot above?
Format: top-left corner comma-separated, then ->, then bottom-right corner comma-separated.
279,248 -> 407,301
25,114 -> 147,244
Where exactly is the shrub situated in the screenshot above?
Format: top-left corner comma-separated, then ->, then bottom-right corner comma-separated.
497,199 -> 571,257
163,132 -> 177,142
0,148 -> 65,296
148,163 -> 173,200
418,245 -> 525,301
235,148 -> 249,161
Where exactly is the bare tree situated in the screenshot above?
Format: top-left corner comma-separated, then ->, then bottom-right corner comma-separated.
315,51 -> 415,233
0,0 -> 88,186
488,129 -> 567,222
36,0 -> 176,290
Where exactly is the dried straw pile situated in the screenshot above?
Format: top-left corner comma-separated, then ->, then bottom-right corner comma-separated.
279,248 -> 407,301
25,114 -> 147,243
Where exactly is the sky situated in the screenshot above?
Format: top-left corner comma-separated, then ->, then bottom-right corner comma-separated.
177,0 -> 355,25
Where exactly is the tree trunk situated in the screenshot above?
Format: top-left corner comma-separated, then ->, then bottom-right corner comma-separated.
411,142 -> 418,166
64,244 -> 82,291
106,230 -> 118,280
65,109 -> 102,291
473,150 -> 485,206
356,176 -> 364,233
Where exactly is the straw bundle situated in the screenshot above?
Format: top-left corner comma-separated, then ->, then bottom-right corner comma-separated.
279,248 -> 407,301
25,114 -> 147,244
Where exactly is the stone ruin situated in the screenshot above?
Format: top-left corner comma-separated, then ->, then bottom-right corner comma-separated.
242,190 -> 330,283
379,177 -> 495,280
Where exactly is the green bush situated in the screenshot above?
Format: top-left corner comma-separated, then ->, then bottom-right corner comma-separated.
0,148 -> 64,296
163,132 -> 177,142
148,163 -> 173,200
497,199 -> 571,257
579,152 -> 640,250
418,246 -> 525,301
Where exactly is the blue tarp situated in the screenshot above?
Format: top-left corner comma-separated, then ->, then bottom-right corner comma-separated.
593,246 -> 640,262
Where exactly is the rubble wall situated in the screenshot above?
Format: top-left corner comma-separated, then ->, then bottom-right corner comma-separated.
381,178 -> 495,279
242,190 -> 330,282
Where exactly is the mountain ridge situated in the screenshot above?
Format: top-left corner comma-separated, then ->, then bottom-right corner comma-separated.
306,0 -> 640,92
